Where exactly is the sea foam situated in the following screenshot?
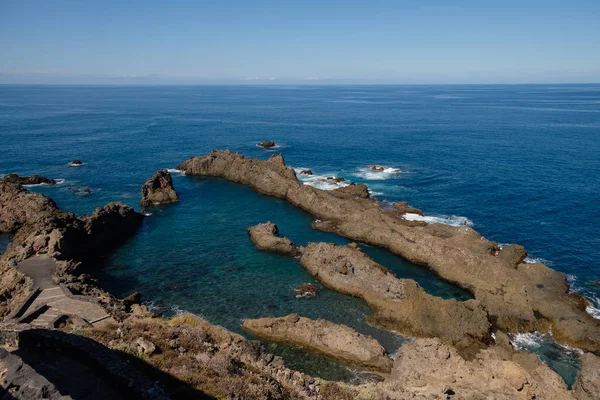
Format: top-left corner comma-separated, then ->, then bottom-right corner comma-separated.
403,213 -> 474,227
293,167 -> 351,190
167,168 -> 186,176
354,166 -> 402,181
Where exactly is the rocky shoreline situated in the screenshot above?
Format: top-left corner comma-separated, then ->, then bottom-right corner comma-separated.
177,150 -> 600,354
1,162 -> 599,399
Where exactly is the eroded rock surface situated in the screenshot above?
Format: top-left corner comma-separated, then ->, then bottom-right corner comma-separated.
177,150 -> 600,352
368,338 -> 573,400
573,352 -> 600,400
140,169 -> 179,207
247,222 -> 298,254
243,314 -> 393,373
299,242 -> 491,353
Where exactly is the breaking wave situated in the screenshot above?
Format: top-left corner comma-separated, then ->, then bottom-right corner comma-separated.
23,178 -> 65,187
293,167 -> 351,190
524,256 -> 553,266
354,166 -> 402,181
166,168 -> 186,176
403,213 -> 474,227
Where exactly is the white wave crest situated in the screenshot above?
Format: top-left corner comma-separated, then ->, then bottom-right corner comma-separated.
166,168 -> 186,176
585,295 -> 600,320
354,166 -> 402,181
69,162 -> 84,167
23,178 -> 65,188
524,256 -> 553,266
293,167 -> 351,190
403,213 -> 474,227
511,331 -> 583,355
511,332 -> 544,350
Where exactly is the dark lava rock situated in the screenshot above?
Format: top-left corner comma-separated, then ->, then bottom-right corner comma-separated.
1,174 -> 56,186
257,141 -> 276,148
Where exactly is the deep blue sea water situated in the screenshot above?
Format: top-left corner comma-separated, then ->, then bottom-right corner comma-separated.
1,84 -> 599,384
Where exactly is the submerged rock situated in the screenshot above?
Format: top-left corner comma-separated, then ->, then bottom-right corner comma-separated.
140,169 -> 179,207
257,140 -> 276,148
247,222 -> 298,254
243,314 -> 393,373
294,283 -> 319,298
1,174 -> 56,186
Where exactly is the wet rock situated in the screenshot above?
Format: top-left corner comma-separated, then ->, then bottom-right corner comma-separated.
392,201 -> 424,216
243,314 -> 393,372
327,177 -> 345,183
79,187 -> 91,196
369,166 -> 385,171
247,222 -> 298,254
1,173 -> 56,186
294,283 -> 319,298
140,169 -> 179,207
70,159 -> 83,166
257,141 -> 276,148
300,169 -> 313,175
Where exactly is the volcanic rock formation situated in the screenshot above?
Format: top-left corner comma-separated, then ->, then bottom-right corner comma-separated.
243,314 -> 393,373
140,169 -> 179,207
177,150 -> 600,352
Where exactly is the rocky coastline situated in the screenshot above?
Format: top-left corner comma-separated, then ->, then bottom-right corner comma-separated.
177,150 -> 600,354
0,159 -> 599,398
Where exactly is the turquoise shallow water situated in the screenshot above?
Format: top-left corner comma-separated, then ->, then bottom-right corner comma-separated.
1,84 -> 598,384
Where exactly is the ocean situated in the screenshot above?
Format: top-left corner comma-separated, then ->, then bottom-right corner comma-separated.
1,84 -> 598,385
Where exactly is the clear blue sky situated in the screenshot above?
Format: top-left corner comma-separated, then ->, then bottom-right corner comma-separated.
1,0 -> 599,84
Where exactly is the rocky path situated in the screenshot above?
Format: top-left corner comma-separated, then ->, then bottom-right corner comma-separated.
15,256 -> 115,328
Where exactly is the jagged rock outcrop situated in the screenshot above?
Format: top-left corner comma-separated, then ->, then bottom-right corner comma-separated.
1,174 -> 56,186
0,181 -> 143,319
299,242 -> 491,354
247,222 -> 298,254
573,352 -> 600,400
499,244 -> 528,267
330,183 -> 370,199
243,314 -> 393,373
140,169 -> 179,207
177,150 -> 600,352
